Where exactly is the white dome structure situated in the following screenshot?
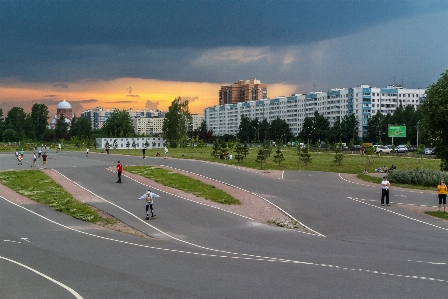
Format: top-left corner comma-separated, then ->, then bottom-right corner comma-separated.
57,100 -> 72,109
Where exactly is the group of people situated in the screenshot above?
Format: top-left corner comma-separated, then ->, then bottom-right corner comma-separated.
15,149 -> 47,168
374,165 -> 396,173
378,175 -> 447,212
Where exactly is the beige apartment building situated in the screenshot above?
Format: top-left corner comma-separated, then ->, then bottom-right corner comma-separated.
219,78 -> 267,105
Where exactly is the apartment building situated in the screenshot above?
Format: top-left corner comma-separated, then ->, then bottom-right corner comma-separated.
205,85 -> 425,139
219,78 -> 267,105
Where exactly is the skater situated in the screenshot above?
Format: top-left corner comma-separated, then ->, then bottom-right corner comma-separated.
437,180 -> 447,212
142,147 -> 146,159
380,175 -> 390,206
17,155 -> 23,165
41,152 -> 48,169
38,149 -> 42,158
86,147 -> 89,157
32,153 -> 37,167
164,146 -> 168,159
137,189 -> 160,219
116,161 -> 122,183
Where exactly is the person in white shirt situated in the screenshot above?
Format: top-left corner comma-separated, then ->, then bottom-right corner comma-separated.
137,189 -> 161,219
381,176 -> 390,206
164,146 -> 168,158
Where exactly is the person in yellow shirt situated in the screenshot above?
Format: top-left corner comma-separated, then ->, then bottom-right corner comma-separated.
437,180 -> 447,212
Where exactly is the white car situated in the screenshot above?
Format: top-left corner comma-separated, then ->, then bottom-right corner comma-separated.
376,146 -> 392,154
394,145 -> 408,153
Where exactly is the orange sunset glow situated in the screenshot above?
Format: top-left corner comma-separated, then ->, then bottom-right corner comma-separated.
0,78 -> 297,117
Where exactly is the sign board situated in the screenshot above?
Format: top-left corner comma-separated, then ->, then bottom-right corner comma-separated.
388,126 -> 406,137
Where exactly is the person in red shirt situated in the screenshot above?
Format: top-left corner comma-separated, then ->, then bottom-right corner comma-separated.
116,161 -> 123,183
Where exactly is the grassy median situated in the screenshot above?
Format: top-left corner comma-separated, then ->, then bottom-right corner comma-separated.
125,166 -> 240,205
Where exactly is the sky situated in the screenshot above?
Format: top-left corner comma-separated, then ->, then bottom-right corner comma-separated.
1,0 -> 448,117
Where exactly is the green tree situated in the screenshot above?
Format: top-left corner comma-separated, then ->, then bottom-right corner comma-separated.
101,109 -> 134,137
5,107 -> 27,141
234,142 -> 245,164
211,139 -> 221,159
273,146 -> 285,167
70,116 -> 93,140
2,128 -> 18,142
162,97 -> 191,148
269,117 -> 293,143
0,108 -> 4,141
54,114 -> 69,140
299,144 -> 312,166
341,113 -> 359,143
31,103 -> 50,140
334,140 -> 344,166
420,70 -> 448,170
255,147 -> 267,169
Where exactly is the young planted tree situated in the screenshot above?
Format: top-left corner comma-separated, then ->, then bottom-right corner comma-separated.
299,144 -> 312,166
234,142 -> 245,164
243,142 -> 250,158
334,141 -> 344,166
211,139 -> 221,159
255,147 -> 267,169
273,146 -> 285,167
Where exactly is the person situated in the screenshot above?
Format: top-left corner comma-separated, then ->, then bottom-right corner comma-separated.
38,149 -> 42,158
164,146 -> 168,159
32,153 -> 37,167
383,165 -> 388,172
86,147 -> 89,157
41,152 -> 48,169
116,161 -> 123,183
437,180 -> 447,212
106,147 -> 109,154
137,189 -> 160,220
228,153 -> 233,159
20,149 -> 24,157
363,169 -> 368,174
15,151 -> 19,158
142,147 -> 146,159
381,175 -> 390,206
156,152 -> 161,157
17,154 -> 23,165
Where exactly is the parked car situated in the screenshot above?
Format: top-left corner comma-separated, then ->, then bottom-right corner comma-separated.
351,145 -> 361,151
394,145 -> 408,153
424,147 -> 435,155
375,146 -> 392,154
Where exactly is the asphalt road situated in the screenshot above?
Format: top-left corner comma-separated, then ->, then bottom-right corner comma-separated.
1,150 -> 448,298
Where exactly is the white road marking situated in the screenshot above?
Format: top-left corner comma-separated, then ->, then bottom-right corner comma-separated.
0,255 -> 83,298
408,260 -> 446,265
2,194 -> 448,284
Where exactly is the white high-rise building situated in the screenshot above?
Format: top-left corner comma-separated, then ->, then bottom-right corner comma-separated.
204,85 -> 425,139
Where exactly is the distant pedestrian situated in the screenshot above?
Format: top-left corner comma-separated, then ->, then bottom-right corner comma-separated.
137,189 -> 160,219
86,147 -> 89,157
15,151 -> 19,158
17,155 -> 23,165
32,153 -> 37,167
381,175 -> 390,206
437,180 -> 447,212
164,146 -> 168,159
116,161 -> 123,183
142,147 -> 146,159
20,149 -> 24,157
41,152 -> 48,169
38,149 -> 42,158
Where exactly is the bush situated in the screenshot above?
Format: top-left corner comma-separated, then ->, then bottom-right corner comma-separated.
388,168 -> 448,187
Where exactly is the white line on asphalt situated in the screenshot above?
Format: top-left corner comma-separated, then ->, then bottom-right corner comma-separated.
2,194 -> 447,284
0,255 -> 84,298
408,260 -> 446,265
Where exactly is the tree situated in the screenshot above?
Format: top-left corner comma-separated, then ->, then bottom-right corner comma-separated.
31,103 -> 49,140
101,109 -> 134,137
273,146 -> 285,167
234,142 -> 245,164
269,117 -> 293,144
2,128 -> 18,142
420,70 -> 448,170
162,97 -> 191,148
70,116 -> 93,140
299,144 -> 312,166
0,108 -> 4,141
341,113 -> 359,143
334,140 -> 344,166
211,139 -> 221,159
54,114 -> 69,140
5,107 -> 27,141
255,147 -> 267,169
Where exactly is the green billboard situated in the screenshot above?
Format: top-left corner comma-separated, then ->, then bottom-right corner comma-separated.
388,126 -> 406,137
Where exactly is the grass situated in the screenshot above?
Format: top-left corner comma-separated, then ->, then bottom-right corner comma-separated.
0,170 -> 114,224
425,211 -> 448,220
357,174 -> 436,191
125,166 -> 241,205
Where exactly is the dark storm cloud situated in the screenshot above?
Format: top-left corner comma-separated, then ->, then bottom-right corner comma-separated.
0,0 -> 447,88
